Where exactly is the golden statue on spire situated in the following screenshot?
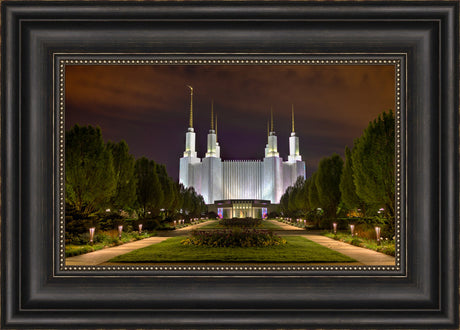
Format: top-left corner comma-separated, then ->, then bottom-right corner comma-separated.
291,104 -> 295,133
187,85 -> 193,128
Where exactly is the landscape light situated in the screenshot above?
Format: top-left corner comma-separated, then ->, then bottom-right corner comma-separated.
375,226 -> 381,245
138,224 -> 143,234
89,227 -> 95,244
349,224 -> 355,237
332,222 -> 337,234
118,225 -> 123,239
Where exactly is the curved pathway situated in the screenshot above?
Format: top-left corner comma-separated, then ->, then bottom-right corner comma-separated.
268,220 -> 395,266
66,220 -> 216,265
67,219 -> 395,266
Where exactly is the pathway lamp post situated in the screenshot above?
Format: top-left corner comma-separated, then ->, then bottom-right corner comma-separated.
375,226 -> 381,245
332,222 -> 337,235
118,225 -> 123,239
89,227 -> 95,245
138,224 -> 143,234
349,224 -> 355,237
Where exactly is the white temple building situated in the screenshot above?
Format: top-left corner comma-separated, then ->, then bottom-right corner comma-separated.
179,87 -> 306,218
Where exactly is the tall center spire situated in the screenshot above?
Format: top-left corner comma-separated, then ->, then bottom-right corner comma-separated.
215,114 -> 218,141
187,85 -> 193,128
291,104 -> 295,133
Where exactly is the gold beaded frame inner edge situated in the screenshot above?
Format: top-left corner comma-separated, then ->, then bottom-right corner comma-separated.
55,55 -> 404,274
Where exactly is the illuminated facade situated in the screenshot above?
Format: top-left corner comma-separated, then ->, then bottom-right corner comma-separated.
179,88 -> 306,208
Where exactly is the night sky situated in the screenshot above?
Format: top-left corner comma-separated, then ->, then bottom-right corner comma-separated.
65,64 -> 395,181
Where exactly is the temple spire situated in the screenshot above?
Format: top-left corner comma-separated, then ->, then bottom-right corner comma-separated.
270,107 -> 274,133
215,114 -> 218,141
211,100 -> 214,130
267,120 -> 269,137
187,85 -> 193,128
291,104 -> 295,133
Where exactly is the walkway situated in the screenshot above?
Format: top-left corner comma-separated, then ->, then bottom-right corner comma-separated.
67,219 -> 395,266
268,220 -> 395,266
66,220 -> 215,265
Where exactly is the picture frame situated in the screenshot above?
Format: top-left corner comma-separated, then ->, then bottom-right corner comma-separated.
2,1 -> 458,329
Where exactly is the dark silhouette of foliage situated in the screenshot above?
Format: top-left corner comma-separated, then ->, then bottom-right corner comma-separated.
107,140 -> 137,212
65,125 -> 115,217
316,154 -> 344,218
352,110 -> 395,216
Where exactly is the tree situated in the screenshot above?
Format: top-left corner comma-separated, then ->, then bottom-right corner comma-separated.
65,124 -> 115,217
316,154 -> 344,218
352,110 -> 395,216
308,173 -> 321,211
107,140 -> 137,213
155,164 -> 175,212
134,157 -> 164,218
339,146 -> 362,211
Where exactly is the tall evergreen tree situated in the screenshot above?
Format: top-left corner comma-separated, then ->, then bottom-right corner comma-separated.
65,124 -> 115,217
155,164 -> 175,211
134,157 -> 164,218
107,140 -> 137,213
308,172 -> 321,210
339,146 -> 362,211
316,154 -> 344,218
352,110 -> 395,216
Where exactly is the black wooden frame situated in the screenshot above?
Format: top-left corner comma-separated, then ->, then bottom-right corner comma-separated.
1,1 -> 458,329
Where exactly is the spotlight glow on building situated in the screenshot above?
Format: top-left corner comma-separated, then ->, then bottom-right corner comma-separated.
179,88 -> 306,218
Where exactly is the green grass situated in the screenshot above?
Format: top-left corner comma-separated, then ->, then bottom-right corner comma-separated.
198,220 -> 283,230
323,232 -> 395,256
66,244 -> 107,257
108,236 -> 356,263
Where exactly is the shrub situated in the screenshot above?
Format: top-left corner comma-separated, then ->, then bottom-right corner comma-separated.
182,229 -> 286,247
219,218 -> 262,228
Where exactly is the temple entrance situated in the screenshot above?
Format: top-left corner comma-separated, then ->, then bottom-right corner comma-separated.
212,200 -> 272,219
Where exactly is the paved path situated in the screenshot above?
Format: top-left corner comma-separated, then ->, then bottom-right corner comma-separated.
268,220 -> 395,265
66,220 -> 216,265
301,234 -> 395,265
66,237 -> 168,265
67,219 -> 395,266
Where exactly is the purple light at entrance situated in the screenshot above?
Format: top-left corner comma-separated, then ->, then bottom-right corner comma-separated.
218,208 -> 223,219
262,208 -> 268,219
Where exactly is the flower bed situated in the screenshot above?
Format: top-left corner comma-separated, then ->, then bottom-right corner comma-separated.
181,228 -> 286,247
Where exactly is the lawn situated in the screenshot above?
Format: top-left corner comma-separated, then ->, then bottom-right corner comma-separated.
108,236 -> 356,263
198,219 -> 283,230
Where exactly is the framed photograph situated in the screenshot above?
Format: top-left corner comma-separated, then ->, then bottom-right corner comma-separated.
2,1 -> 458,329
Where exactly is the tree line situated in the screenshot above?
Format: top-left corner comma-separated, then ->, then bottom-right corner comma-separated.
279,110 -> 395,227
65,124 -> 206,226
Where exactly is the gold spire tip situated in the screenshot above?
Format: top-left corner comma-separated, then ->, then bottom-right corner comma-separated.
211,100 -> 214,130
291,104 -> 295,133
270,107 -> 274,132
187,85 -> 193,128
